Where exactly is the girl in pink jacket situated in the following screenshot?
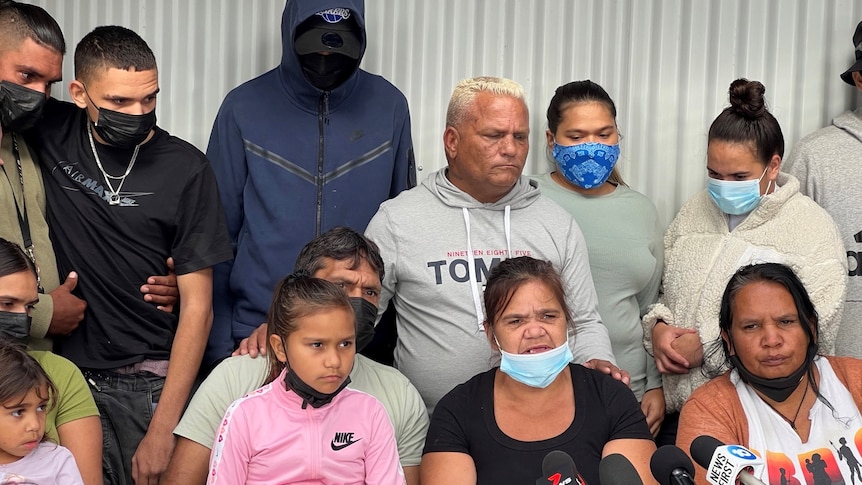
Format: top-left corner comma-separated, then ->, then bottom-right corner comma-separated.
207,273 -> 404,484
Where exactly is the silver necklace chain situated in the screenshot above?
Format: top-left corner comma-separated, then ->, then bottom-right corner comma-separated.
87,123 -> 139,205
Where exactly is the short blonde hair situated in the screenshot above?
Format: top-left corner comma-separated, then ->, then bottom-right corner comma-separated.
446,76 -> 527,127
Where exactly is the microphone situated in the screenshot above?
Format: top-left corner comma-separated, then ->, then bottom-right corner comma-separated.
599,453 -> 643,485
690,435 -> 766,485
650,445 -> 697,485
535,450 -> 585,485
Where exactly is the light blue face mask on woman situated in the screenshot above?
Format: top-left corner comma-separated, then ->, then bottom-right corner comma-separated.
552,141 -> 620,189
706,166 -> 769,215
496,337 -> 573,388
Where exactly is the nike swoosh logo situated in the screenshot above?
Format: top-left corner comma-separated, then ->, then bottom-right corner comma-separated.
331,438 -> 362,451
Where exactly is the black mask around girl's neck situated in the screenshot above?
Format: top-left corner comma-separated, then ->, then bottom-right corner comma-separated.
284,365 -> 351,410
731,345 -> 817,402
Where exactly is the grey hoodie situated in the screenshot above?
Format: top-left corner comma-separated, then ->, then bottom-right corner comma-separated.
785,107 -> 862,358
366,168 -> 615,410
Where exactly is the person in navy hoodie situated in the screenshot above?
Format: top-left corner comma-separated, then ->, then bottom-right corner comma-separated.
205,0 -> 416,364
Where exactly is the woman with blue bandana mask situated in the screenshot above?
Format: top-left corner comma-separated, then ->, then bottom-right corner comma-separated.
532,81 -> 666,438
422,256 -> 657,485
642,79 -> 846,447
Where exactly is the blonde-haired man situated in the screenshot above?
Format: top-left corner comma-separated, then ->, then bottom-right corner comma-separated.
365,76 -> 623,411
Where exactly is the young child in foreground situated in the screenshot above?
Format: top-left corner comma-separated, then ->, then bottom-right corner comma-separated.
0,339 -> 83,484
207,273 -> 404,484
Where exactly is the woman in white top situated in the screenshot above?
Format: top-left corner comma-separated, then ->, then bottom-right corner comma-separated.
678,262 -> 862,485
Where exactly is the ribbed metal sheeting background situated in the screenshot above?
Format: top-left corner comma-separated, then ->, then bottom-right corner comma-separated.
31,0 -> 862,227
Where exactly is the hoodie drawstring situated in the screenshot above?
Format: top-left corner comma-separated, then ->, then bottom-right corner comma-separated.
462,205 -> 512,332
504,205 -> 512,257
462,208 -> 484,331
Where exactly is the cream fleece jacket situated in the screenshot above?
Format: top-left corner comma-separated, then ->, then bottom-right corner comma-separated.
642,173 -> 847,412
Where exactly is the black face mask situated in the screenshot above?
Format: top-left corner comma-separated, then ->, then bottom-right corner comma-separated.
0,311 -> 32,342
731,344 -> 817,402
298,53 -> 355,91
350,297 -> 377,353
0,81 -> 46,132
284,365 -> 351,409
92,107 -> 156,148
84,88 -> 156,148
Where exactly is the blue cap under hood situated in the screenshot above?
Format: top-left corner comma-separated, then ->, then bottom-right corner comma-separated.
279,0 -> 367,104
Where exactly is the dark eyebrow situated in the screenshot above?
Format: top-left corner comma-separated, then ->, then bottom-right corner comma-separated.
104,88 -> 161,102
500,311 -> 529,319
564,125 -> 616,133
15,63 -> 61,83
774,313 -> 798,320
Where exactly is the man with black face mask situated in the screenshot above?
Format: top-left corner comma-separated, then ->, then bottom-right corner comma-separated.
0,2 -> 66,352
0,1 -> 179,354
294,9 -> 362,91
163,226 -> 428,485
206,0 -> 416,367
25,25 -> 233,485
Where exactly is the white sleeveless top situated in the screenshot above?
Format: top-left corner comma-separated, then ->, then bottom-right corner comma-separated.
734,357 -> 862,484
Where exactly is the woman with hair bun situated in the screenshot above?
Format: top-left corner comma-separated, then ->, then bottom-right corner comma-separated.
641,79 -> 847,444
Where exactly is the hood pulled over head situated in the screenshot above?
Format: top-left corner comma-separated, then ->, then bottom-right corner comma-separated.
280,0 -> 366,93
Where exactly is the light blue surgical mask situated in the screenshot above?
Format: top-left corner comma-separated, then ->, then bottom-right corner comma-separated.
495,337 -> 573,388
552,141 -> 620,189
706,166 -> 770,215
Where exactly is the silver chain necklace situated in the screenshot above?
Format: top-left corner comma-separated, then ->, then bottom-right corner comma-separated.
87,123 -> 139,205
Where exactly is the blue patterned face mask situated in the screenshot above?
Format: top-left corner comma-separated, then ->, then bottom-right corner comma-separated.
495,336 -> 573,388
552,141 -> 621,189
706,166 -> 769,215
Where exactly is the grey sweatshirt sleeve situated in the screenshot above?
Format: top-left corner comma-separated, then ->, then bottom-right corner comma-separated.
784,143 -> 820,201
364,206 -> 397,323
561,219 -> 617,364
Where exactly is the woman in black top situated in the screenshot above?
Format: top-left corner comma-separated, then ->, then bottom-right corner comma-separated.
421,256 -> 656,485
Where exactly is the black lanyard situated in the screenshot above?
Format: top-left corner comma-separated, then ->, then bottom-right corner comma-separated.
2,133 -> 44,292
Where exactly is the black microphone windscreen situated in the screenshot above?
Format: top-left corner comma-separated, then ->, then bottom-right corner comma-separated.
599,453 -> 643,485
536,450 -> 578,485
542,450 -> 577,475
690,435 -> 725,469
650,445 -> 696,485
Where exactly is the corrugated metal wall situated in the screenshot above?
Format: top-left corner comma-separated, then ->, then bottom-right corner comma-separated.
32,0 -> 862,227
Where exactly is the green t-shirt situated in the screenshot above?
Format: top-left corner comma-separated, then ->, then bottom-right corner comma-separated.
30,350 -> 99,442
533,172 -> 664,400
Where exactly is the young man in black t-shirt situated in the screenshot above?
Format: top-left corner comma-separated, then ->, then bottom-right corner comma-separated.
27,26 -> 232,485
